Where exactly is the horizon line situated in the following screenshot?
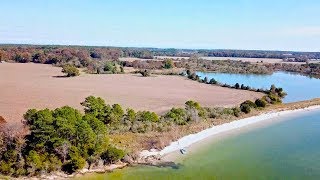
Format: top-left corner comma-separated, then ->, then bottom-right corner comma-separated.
0,42 -> 319,53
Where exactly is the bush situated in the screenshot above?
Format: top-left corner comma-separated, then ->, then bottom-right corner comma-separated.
255,99 -> 267,107
104,61 -> 116,72
240,104 -> 251,114
26,150 -> 42,175
62,146 -> 86,174
130,121 -> 146,133
209,78 -> 217,84
165,108 -> 187,125
185,100 -> 206,119
137,111 -> 159,122
163,59 -> 174,69
124,108 -> 136,122
241,100 -> 257,108
62,156 -> 86,174
101,146 -> 125,164
267,93 -> 282,104
0,161 -> 13,175
232,107 -> 241,117
62,65 -> 80,77
140,69 -> 151,77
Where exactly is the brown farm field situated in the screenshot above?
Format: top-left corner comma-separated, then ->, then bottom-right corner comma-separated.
0,63 -> 263,124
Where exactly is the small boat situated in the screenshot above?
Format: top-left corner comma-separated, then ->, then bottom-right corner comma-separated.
180,148 -> 187,154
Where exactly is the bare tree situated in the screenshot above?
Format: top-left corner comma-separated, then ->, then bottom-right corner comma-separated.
54,141 -> 70,163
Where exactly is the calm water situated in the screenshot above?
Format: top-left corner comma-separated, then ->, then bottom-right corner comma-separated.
196,71 -> 320,103
80,110 -> 320,180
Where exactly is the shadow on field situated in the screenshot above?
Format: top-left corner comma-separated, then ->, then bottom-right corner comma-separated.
52,75 -> 69,78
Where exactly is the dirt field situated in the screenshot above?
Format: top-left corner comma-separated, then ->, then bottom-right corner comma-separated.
155,56 -> 284,63
0,63 -> 263,124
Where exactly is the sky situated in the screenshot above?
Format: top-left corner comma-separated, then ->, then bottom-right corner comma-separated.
1,0 -> 320,51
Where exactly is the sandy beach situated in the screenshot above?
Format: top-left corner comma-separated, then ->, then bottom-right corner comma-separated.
140,105 -> 320,161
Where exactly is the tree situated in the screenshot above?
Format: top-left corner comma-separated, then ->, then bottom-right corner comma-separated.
235,83 -> 240,89
209,78 -> 217,84
124,109 -> 136,122
186,69 -> 191,76
62,155 -> 86,174
108,104 -> 124,125
137,111 -> 159,122
75,119 -> 96,157
62,65 -> 80,77
270,84 -> 276,94
81,96 -> 107,120
203,77 -> 208,84
54,141 -> 70,163
26,150 -> 42,175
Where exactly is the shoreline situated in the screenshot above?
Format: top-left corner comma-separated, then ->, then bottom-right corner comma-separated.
140,104 -> 320,161
8,103 -> 320,179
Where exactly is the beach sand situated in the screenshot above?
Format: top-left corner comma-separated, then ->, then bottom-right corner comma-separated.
140,105 -> 320,161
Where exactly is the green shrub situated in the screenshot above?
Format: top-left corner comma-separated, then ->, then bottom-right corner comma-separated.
267,93 -> 282,104
62,65 -> 80,77
26,150 -> 42,175
137,111 -> 159,122
104,61 -> 116,73
101,146 -> 125,164
62,146 -> 86,174
163,59 -> 174,69
240,104 -> 251,114
232,107 -> 241,117
255,99 -> 267,107
125,108 -> 136,122
62,156 -> 86,174
241,100 -> 257,108
165,108 -> 187,125
0,161 -> 13,175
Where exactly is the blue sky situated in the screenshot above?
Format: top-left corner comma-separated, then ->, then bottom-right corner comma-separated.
1,0 -> 320,51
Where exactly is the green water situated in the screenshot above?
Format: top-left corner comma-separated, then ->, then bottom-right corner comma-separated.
80,110 -> 320,179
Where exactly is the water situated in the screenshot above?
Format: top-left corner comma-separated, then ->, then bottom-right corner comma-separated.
196,71 -> 320,103
79,110 -> 320,179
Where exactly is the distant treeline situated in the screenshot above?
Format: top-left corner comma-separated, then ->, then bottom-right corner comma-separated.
149,48 -> 320,61
1,45 -> 320,65
1,45 -> 320,77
